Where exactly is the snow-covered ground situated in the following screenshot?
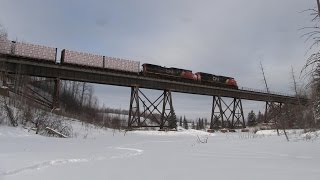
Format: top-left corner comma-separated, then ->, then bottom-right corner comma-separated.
0,123 -> 320,180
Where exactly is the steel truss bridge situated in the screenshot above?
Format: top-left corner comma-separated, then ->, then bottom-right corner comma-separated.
0,53 -> 308,129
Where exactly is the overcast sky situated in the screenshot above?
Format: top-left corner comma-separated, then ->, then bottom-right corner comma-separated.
0,0 -> 316,120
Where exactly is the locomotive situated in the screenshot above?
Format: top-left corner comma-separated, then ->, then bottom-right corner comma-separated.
142,63 -> 238,89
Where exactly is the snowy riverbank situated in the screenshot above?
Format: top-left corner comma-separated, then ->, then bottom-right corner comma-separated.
1,123 -> 320,180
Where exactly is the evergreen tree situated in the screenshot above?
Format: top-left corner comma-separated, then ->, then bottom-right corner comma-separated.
257,111 -> 264,123
201,118 -> 204,129
191,121 -> 195,129
247,110 -> 257,126
183,116 -> 188,129
197,118 -> 205,129
168,109 -> 177,129
179,116 -> 182,126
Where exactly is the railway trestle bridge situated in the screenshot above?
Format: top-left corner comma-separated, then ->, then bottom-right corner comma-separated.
0,54 -> 308,129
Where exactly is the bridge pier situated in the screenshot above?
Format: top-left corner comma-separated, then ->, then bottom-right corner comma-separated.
127,87 -> 175,130
1,71 -> 6,87
231,98 -> 246,128
52,78 -> 60,110
210,96 -> 245,129
210,96 -> 224,129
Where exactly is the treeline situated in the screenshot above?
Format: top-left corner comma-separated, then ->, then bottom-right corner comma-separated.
32,79 -> 128,129
177,116 -> 209,130
0,76 -> 73,137
0,74 -> 127,132
246,104 -> 315,130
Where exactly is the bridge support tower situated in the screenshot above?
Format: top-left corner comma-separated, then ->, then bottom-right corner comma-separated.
52,78 -> 60,110
210,96 -> 246,129
127,86 -> 175,130
1,72 -> 6,87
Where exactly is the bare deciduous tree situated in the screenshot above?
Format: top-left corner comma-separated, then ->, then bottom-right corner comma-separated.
260,62 -> 289,141
300,2 -> 320,128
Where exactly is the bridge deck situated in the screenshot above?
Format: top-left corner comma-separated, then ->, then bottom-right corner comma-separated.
0,54 -> 306,104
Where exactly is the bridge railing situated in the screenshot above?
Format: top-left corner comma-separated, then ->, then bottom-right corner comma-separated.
239,87 -> 295,97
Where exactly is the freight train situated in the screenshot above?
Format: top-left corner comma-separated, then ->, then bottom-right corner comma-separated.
0,40 -> 238,89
